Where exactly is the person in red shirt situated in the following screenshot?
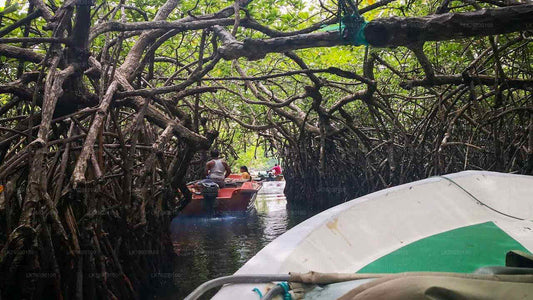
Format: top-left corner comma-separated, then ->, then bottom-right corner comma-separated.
270,163 -> 282,175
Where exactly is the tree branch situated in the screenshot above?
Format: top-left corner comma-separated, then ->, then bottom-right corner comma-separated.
217,5 -> 533,60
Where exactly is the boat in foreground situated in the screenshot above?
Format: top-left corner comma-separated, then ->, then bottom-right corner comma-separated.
193,171 -> 533,299
180,175 -> 262,216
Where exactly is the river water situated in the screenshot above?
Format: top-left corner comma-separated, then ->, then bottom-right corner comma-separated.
164,182 -> 312,299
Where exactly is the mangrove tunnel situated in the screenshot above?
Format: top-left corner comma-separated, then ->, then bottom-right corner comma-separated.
0,0 -> 532,298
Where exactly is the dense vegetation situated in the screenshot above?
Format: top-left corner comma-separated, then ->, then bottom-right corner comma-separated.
0,0 -> 531,298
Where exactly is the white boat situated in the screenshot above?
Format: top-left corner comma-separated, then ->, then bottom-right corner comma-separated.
257,180 -> 286,195
208,171 -> 533,299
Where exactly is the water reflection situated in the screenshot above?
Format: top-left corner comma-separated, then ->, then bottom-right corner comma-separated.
163,184 -> 310,299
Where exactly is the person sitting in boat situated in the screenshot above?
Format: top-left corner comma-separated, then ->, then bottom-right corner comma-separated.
240,166 -> 251,181
270,163 -> 282,176
205,149 -> 231,187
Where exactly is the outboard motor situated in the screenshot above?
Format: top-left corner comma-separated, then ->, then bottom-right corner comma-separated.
198,179 -> 219,216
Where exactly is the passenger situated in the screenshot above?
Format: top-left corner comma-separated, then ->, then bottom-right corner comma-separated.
270,163 -> 282,176
205,149 -> 231,187
240,166 -> 251,181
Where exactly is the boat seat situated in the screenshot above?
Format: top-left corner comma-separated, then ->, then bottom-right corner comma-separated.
506,250 -> 533,268
474,266 -> 533,275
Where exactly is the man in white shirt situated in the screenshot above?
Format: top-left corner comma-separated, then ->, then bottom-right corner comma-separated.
205,149 -> 231,187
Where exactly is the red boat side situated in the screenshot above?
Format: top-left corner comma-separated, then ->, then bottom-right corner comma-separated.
180,180 -> 262,216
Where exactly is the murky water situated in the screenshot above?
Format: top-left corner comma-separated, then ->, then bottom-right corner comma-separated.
163,182 -> 312,299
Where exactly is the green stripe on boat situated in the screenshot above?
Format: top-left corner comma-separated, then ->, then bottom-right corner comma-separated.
357,221 -> 531,274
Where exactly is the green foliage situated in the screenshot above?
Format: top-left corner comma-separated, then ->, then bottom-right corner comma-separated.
229,143 -> 275,172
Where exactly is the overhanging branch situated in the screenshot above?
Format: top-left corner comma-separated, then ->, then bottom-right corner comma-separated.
217,4 -> 533,60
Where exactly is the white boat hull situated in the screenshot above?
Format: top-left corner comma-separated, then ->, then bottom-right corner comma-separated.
213,171 -> 533,299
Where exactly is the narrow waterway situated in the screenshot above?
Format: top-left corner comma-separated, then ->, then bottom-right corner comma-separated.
164,182 -> 313,299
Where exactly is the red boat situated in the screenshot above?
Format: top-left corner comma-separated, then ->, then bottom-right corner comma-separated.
180,175 -> 262,216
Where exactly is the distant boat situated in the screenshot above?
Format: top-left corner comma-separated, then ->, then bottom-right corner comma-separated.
256,171 -> 285,182
180,175 -> 262,216
209,171 -> 533,299
258,180 -> 285,195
